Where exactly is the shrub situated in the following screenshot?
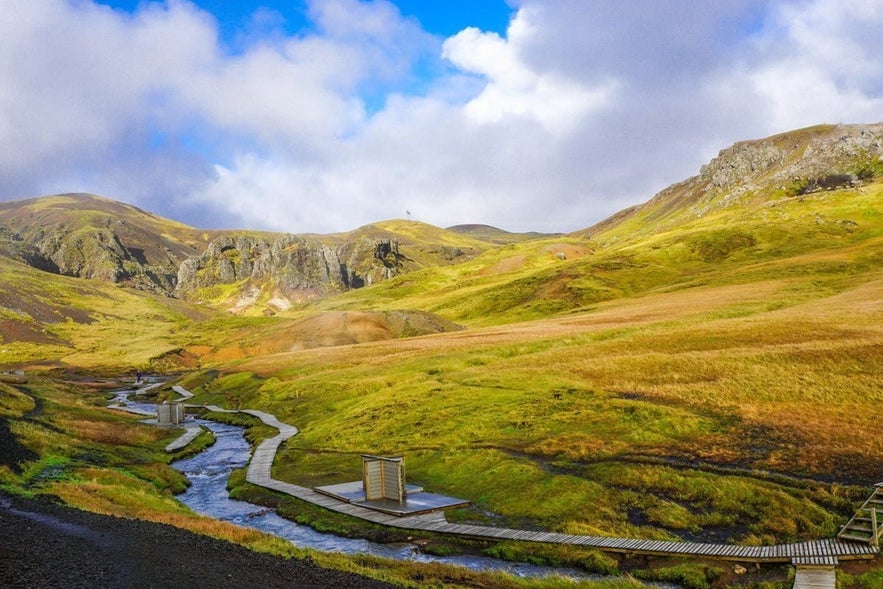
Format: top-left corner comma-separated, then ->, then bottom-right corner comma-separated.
687,230 -> 757,262
634,563 -> 723,589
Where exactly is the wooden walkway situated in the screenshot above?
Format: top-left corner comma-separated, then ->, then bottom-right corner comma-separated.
792,566 -> 836,589
191,392 -> 880,565
165,426 -> 203,452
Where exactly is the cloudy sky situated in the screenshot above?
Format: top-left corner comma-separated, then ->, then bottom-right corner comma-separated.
2,0 -> 882,233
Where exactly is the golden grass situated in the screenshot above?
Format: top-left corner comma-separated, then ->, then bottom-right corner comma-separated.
195,262 -> 882,542
47,468 -> 297,552
57,417 -> 168,446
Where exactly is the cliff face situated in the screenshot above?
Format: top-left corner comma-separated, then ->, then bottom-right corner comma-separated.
186,234 -> 410,312
174,233 -> 397,308
0,194 -> 410,311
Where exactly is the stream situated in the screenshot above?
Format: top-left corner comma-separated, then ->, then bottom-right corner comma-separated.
116,391 -> 653,583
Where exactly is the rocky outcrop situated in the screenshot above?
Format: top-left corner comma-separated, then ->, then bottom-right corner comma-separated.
174,233 -> 401,307
176,234 -> 343,294
1,222 -> 184,293
696,123 -> 883,204
578,122 -> 883,239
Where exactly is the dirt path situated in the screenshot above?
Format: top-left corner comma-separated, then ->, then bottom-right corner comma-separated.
0,493 -> 395,589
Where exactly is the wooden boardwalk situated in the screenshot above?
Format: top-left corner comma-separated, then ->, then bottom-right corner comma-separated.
792,566 -> 836,589
165,425 -> 203,452
190,392 -> 880,565
171,385 -> 195,400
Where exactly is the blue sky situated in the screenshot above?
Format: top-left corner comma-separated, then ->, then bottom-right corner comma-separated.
102,1 -> 513,45
2,1 -> 882,233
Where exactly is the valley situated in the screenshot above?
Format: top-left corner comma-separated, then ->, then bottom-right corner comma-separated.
0,123 -> 881,588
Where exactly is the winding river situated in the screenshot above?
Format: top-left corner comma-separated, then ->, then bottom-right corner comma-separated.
116,392 -> 605,581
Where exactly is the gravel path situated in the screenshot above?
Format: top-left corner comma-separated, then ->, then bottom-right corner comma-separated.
0,493 -> 397,589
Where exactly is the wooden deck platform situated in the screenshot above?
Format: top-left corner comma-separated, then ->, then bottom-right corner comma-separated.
185,390 -> 881,566
792,566 -> 836,589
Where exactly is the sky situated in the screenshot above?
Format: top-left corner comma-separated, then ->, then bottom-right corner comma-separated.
1,1 -> 882,234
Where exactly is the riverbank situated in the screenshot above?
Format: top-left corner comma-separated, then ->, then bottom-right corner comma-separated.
0,492 -> 396,589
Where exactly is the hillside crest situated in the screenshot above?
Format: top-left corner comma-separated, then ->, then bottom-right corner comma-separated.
581,122 -> 883,239
1,122 -> 881,315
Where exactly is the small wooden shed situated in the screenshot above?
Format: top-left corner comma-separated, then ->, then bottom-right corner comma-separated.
361,455 -> 406,503
156,400 -> 185,426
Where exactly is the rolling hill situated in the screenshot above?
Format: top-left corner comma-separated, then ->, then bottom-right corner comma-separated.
0,123 -> 880,583
317,123 -> 883,326
164,122 -> 881,548
0,194 -> 500,315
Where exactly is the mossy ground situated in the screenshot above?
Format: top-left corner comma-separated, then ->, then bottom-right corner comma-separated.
1,375 -> 660,588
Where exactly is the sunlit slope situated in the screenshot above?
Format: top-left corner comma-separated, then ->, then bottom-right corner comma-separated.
321,218 -> 494,267
446,223 -> 558,245
0,193 -> 210,294
0,193 -> 204,245
0,254 -> 218,369
184,138 -> 883,542
182,262 -> 882,543
580,123 -> 883,240
314,179 -> 882,327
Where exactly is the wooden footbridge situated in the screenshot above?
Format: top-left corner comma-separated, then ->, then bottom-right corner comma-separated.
194,396 -> 879,561
116,384 -> 881,588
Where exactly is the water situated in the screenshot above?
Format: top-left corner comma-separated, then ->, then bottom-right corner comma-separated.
113,392 -> 634,582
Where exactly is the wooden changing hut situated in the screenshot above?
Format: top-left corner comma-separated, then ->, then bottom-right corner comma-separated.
361,455 -> 406,502
157,399 -> 185,426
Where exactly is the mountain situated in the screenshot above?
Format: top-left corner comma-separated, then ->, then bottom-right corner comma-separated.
316,122 -> 883,325
0,193 -> 207,294
0,199 -> 484,367
0,122 -> 880,337
446,224 -> 558,244
0,195 -> 490,314
578,122 -> 883,241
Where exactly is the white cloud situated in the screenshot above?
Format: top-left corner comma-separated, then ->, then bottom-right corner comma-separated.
711,0 -> 883,131
0,0 -> 218,197
442,14 -> 619,133
1,0 -> 882,234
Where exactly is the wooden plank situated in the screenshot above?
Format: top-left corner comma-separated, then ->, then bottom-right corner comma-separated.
793,566 -> 836,589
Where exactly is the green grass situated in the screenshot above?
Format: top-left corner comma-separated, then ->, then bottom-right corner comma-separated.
0,376 -> 662,588
308,181 -> 882,327
0,165 -> 881,585
187,257 -> 881,543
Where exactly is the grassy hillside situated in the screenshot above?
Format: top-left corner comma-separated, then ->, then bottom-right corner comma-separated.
0,193 -> 205,245
0,124 -> 880,586
181,263 -> 881,545
0,254 -> 221,370
321,219 -> 494,269
174,144 -> 883,549
446,224 -> 558,245
0,252 -> 468,371
312,179 -> 882,327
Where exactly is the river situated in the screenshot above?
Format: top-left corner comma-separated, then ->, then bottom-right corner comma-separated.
116,391 -> 662,583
